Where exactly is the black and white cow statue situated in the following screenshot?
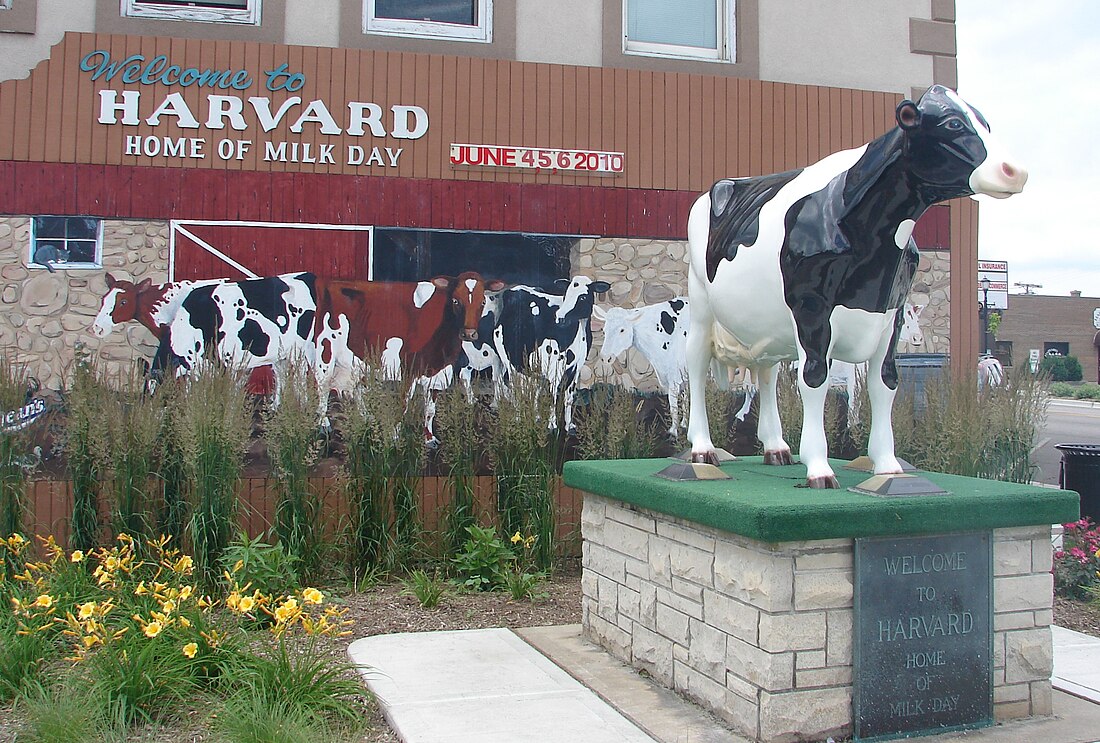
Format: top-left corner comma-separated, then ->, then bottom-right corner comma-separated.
151,272 -> 317,405
492,277 -> 611,435
685,85 -> 1027,487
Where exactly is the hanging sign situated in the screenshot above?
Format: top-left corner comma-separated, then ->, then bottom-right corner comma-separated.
977,260 -> 1008,311
449,143 -> 624,175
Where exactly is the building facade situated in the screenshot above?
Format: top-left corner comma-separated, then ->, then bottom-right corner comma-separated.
0,0 -> 979,391
994,292 -> 1100,384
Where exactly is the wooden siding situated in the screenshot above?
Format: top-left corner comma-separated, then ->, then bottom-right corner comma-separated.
0,33 -> 903,191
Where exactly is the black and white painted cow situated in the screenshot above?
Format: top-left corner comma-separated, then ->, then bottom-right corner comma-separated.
151,272 -> 317,404
686,86 -> 1027,487
491,276 -> 611,434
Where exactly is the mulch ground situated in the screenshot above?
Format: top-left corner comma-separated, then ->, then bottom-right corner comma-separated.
1053,595 -> 1100,637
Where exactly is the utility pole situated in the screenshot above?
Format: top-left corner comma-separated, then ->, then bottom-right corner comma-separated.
1014,282 -> 1042,295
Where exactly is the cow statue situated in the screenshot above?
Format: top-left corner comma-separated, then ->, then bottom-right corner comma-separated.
978,355 -> 1004,389
685,85 -> 1027,487
92,273 -> 223,340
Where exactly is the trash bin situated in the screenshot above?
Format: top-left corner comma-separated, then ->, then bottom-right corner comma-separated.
1055,443 -> 1100,523
895,353 -> 948,414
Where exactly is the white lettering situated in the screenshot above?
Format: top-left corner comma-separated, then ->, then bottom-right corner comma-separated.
347,145 -> 364,165
145,92 -> 200,129
264,141 -> 288,162
346,102 -> 386,137
290,99 -> 342,135
205,95 -> 248,131
365,147 -> 384,166
318,143 -> 335,164
390,104 -> 429,139
386,147 -> 403,166
249,96 -> 301,132
98,90 -> 141,125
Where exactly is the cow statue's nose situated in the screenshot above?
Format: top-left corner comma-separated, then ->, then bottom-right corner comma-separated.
462,329 -> 478,342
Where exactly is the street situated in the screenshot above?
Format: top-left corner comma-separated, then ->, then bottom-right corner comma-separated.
1033,399 -> 1100,487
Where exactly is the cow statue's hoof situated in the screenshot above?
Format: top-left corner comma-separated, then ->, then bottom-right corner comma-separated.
805,475 -> 841,489
691,450 -> 722,466
763,449 -> 793,466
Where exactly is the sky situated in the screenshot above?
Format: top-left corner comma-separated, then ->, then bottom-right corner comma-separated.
954,0 -> 1100,298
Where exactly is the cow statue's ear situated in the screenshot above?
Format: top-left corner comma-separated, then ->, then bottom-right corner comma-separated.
136,278 -> 153,292
896,100 -> 921,130
105,272 -> 117,288
487,279 -> 507,292
432,276 -> 455,289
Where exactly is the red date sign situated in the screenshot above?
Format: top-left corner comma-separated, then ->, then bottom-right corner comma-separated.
450,143 -> 624,175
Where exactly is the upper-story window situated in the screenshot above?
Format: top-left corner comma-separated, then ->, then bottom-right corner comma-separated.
364,0 -> 492,43
0,2 -> 12,11
29,217 -> 103,272
121,0 -> 262,25
623,0 -> 735,62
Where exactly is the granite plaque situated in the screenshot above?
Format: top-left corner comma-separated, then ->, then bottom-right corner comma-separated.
854,531 -> 992,740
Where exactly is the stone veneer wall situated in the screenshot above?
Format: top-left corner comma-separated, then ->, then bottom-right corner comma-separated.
572,239 -> 951,394
0,217 -> 169,390
581,494 -> 1053,742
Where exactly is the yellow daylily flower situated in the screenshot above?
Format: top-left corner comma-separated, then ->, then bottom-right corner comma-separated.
70,550 -> 85,563
238,596 -> 256,613
302,587 -> 324,605
511,531 -> 523,544
182,642 -> 198,658
143,621 -> 163,639
77,601 -> 97,620
33,594 -> 54,609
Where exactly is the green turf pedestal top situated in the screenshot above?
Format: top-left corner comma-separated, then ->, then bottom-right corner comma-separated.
563,457 -> 1080,543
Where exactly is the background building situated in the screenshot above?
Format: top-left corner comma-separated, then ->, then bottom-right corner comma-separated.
994,291 -> 1100,383
0,0 -> 978,390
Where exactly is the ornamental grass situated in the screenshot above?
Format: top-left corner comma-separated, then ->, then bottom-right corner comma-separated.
0,355 -> 37,540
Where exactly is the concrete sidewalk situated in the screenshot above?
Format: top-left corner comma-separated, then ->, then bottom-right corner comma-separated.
350,624 -> 1100,743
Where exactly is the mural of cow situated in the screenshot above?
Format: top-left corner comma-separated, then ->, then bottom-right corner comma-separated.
491,277 -> 611,435
593,298 -> 690,437
978,355 -> 1004,389
151,273 -> 318,406
685,85 -> 1027,487
312,272 -> 504,440
91,273 -> 221,340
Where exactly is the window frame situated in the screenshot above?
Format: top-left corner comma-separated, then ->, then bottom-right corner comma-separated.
120,0 -> 261,26
363,0 -> 492,43
29,216 -> 104,272
0,1 -> 12,11
622,0 -> 735,63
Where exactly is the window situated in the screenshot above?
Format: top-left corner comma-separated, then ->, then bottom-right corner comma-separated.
1044,342 -> 1070,357
0,1 -> 12,11
623,0 -> 735,62
364,0 -> 491,43
121,0 -> 261,25
29,217 -> 102,271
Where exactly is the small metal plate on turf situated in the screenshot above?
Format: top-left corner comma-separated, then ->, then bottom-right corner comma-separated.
844,456 -> 916,473
654,462 -> 732,481
850,474 -> 949,497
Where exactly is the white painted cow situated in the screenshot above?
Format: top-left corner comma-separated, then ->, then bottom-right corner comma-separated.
686,86 -> 1026,487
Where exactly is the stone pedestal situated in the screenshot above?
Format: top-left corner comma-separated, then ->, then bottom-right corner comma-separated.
565,458 -> 1078,743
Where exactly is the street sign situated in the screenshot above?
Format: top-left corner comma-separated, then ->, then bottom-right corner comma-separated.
977,260 -> 1008,310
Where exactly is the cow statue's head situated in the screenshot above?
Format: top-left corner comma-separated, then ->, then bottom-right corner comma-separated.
897,85 -> 1027,202
438,272 -> 506,342
91,273 -> 153,338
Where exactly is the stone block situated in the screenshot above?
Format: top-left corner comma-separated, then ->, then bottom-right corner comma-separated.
584,613 -> 631,662
719,688 -> 760,741
993,610 -> 1035,632
657,585 -> 703,620
668,542 -> 714,585
1033,608 -> 1053,627
602,518 -> 650,561
796,650 -> 826,670
714,540 -> 794,612
597,575 -> 618,620
648,536 -> 673,587
994,539 -> 1032,576
688,618 -> 729,682
606,502 -> 656,533
759,611 -> 826,652
993,682 -> 1029,704
638,584 -> 657,628
675,659 -> 728,712
1004,627 -> 1053,683
727,635 -> 793,692
671,576 -> 704,603
703,589 -> 758,643
994,573 -> 1053,613
826,609 -> 853,667
657,520 -> 716,551
794,569 -> 853,611
585,542 -> 627,583
656,603 -> 690,646
1031,540 -> 1053,573
1030,679 -> 1053,716
794,550 -> 852,571
795,665 -> 852,689
994,699 -> 1030,721
759,686 -> 851,742
633,624 -> 674,686
618,584 -> 640,622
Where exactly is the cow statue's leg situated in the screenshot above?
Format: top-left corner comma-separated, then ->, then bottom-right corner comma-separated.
666,382 -> 682,438
866,336 -> 904,475
755,364 -> 792,464
685,274 -> 719,464
795,355 -> 838,487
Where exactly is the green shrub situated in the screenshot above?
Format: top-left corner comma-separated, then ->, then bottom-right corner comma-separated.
215,693 -> 334,743
435,387 -> 483,559
575,384 -> 661,460
402,568 -> 447,608
452,524 -> 514,591
0,356 -> 37,539
16,682 -> 128,743
220,532 -> 301,598
1054,518 -> 1100,600
65,355 -> 108,552
1040,354 -> 1083,382
103,364 -> 163,543
0,621 -> 55,701
504,568 -> 548,601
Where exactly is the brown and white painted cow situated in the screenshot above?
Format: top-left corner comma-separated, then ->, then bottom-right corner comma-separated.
91,273 -> 221,339
313,272 -> 505,438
